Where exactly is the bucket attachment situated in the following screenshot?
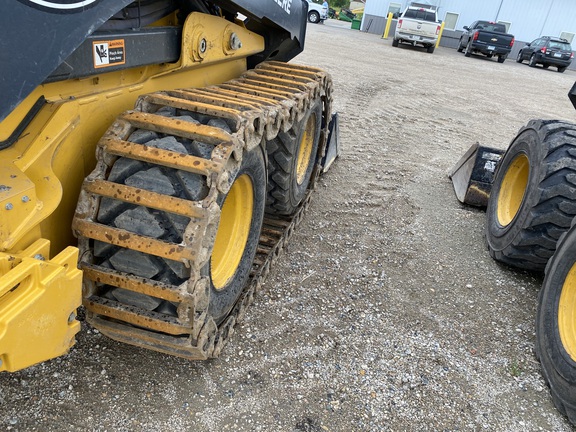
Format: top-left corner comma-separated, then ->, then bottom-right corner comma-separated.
321,112 -> 341,173
568,81 -> 576,111
448,143 -> 504,207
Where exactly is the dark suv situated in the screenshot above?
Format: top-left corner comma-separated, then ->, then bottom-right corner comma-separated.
516,36 -> 573,72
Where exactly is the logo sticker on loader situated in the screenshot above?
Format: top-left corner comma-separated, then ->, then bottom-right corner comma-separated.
93,40 -> 126,69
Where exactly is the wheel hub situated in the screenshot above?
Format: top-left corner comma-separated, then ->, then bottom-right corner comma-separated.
211,174 -> 254,290
559,264 -> 576,360
497,153 -> 529,226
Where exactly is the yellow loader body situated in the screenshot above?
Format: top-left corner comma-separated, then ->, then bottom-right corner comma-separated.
0,13 -> 264,371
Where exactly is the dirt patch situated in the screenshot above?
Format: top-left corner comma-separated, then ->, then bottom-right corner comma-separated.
2,19 -> 576,431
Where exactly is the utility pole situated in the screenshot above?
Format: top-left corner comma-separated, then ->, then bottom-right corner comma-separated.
495,0 -> 503,21
540,0 -> 555,37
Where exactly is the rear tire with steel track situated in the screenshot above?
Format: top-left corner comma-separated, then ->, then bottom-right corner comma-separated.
266,98 -> 322,216
486,120 -> 576,271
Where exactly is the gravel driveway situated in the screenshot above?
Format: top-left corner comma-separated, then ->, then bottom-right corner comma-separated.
2,18 -> 576,432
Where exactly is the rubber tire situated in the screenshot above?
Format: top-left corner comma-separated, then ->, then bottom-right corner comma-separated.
93,115 -> 266,324
308,10 -> 320,24
208,147 -> 266,322
464,41 -> 472,57
559,66 -> 567,73
497,55 -> 505,63
486,120 -> 576,271
427,45 -> 435,54
266,98 -> 322,216
457,39 -> 464,52
392,38 -> 399,47
529,54 -> 537,67
536,223 -> 576,426
516,50 -> 523,63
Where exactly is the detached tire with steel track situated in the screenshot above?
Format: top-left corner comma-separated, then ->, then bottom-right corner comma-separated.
486,120 -> 576,271
536,222 -> 576,426
266,98 -> 322,216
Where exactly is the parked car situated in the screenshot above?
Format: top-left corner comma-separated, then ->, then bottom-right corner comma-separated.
458,21 -> 515,63
516,36 -> 574,73
306,0 -> 328,24
393,2 -> 440,54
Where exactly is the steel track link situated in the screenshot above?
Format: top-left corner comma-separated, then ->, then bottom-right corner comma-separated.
72,61 -> 333,359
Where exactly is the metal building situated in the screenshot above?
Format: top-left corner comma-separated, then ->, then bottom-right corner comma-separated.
363,0 -> 576,49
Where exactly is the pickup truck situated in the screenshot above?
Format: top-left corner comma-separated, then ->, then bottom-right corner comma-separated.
393,3 -> 440,54
457,21 -> 515,63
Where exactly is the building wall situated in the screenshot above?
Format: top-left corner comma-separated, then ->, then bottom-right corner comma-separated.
361,0 -> 576,69
363,0 -> 576,43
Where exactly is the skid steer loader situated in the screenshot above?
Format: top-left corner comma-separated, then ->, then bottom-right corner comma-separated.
0,0 -> 339,373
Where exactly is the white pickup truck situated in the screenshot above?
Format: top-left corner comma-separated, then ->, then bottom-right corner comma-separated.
393,3 -> 441,53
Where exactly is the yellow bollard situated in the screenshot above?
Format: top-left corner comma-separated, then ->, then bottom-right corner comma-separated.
435,21 -> 445,48
382,12 -> 393,39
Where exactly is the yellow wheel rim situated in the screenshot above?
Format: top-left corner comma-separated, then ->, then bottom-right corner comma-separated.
559,263 -> 576,360
497,154 -> 529,227
296,113 -> 316,185
211,174 -> 253,290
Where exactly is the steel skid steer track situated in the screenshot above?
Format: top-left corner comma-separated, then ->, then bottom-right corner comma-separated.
72,61 -> 333,359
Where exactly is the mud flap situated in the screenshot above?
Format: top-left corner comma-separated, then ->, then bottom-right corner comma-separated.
321,113 -> 340,173
448,143 -> 504,207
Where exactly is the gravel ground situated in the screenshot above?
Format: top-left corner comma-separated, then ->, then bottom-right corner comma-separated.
3,18 -> 576,432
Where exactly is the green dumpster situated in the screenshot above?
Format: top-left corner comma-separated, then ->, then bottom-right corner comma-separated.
351,18 -> 361,30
